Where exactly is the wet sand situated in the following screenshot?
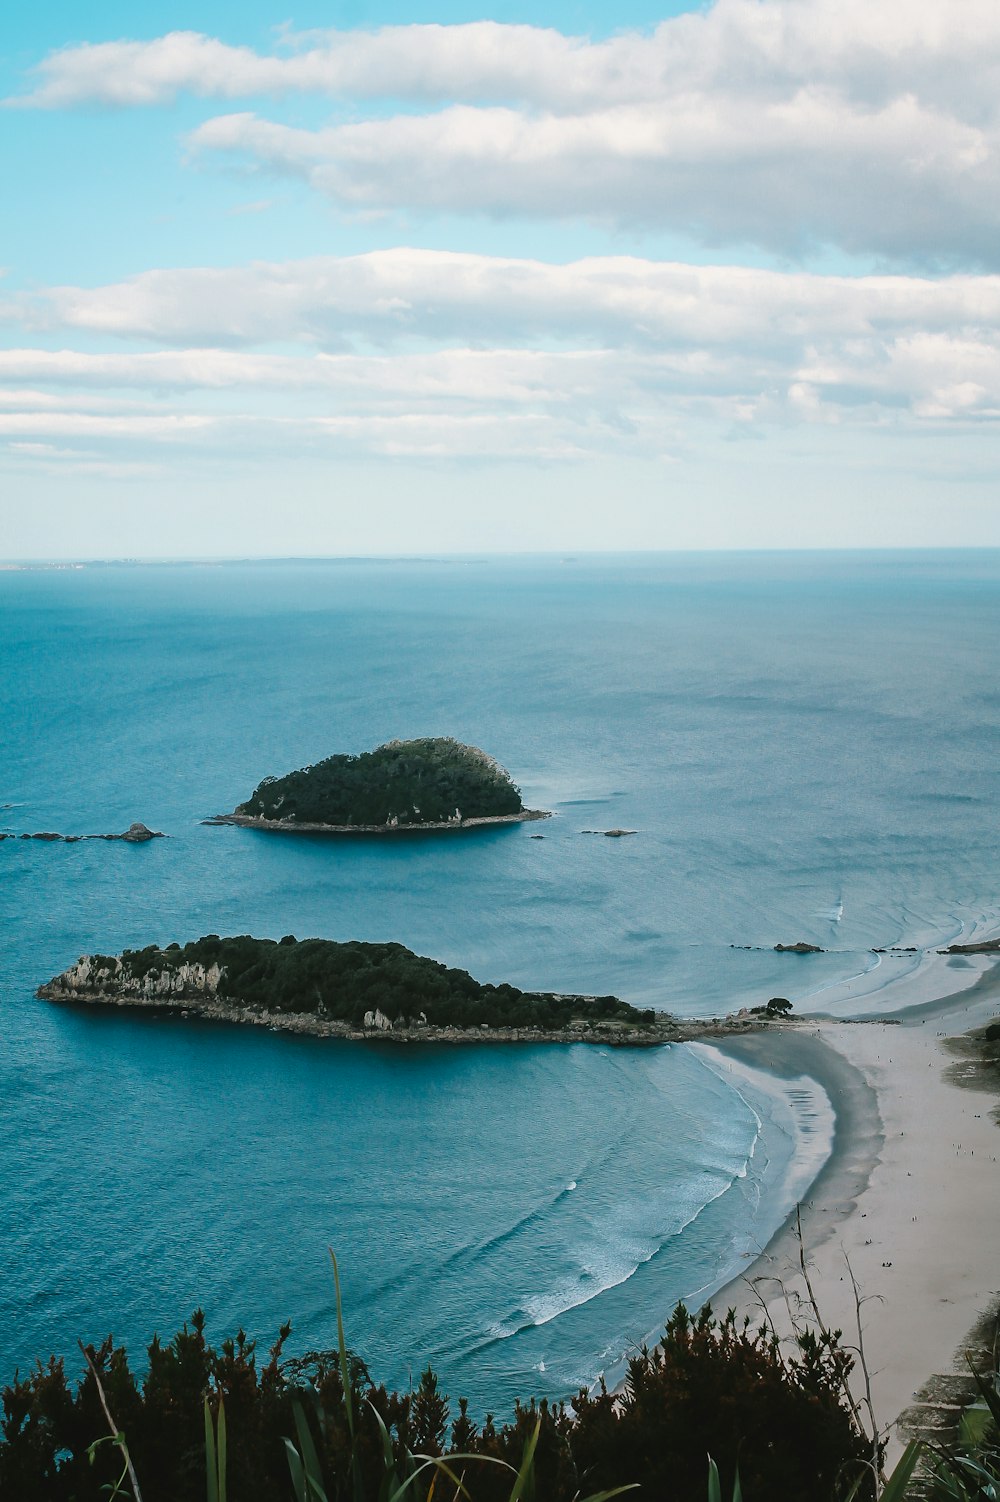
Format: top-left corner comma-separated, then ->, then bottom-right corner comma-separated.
705,958 -> 1000,1461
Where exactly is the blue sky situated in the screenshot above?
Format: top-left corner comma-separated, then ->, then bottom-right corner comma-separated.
3,0 -> 1000,557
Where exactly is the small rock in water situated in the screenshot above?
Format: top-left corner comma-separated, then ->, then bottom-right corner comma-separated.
8,822 -> 165,843
603,828 -> 637,837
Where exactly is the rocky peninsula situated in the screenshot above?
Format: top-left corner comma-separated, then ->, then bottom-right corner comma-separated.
36,934 -> 785,1047
206,737 -> 550,834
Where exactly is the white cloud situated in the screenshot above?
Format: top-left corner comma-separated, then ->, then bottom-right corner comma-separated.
186,93 -> 1000,260
0,385 -> 154,411
3,440 -> 159,479
0,346 -> 719,403
0,412 -> 213,439
14,4 -> 1000,259
0,403 -> 633,462
9,441 -> 89,456
19,250 -> 1000,354
5,250 -> 1000,454
12,25 -> 593,109
15,6 -> 1000,116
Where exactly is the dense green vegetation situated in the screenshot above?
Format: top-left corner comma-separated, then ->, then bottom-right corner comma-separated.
83,935 -> 657,1032
235,738 -> 524,826
928,1356 -> 1000,1499
0,1301 -> 876,1502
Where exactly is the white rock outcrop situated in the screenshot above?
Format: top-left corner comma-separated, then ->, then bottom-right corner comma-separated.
363,1008 -> 393,1032
59,955 -> 223,997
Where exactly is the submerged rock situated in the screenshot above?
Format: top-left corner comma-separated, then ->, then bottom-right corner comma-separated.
7,822 -> 165,844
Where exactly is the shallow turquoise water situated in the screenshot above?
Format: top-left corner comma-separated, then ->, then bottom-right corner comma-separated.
1,551 -> 997,1411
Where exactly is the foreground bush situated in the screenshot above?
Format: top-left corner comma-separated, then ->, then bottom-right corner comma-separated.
0,1295 -> 878,1502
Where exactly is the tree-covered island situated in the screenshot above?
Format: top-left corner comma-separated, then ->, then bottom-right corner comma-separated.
37,934 -> 687,1045
206,737 -> 549,833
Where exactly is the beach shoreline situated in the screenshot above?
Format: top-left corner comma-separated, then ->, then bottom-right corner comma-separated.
701,956 -> 1000,1461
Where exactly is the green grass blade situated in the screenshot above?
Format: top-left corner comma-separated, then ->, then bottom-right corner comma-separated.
879,1439 -> 922,1502
328,1250 -> 365,1502
506,1418 -> 541,1502
707,1456 -> 722,1502
706,1456 -> 741,1502
329,1250 -> 355,1441
967,1358 -> 1000,1428
367,1399 -> 402,1500
390,1455 -> 520,1502
383,1456 -> 446,1502
292,1400 -> 326,1498
205,1399 -> 218,1502
284,1439 -> 307,1502
217,1399 -> 227,1502
838,1471 -> 869,1502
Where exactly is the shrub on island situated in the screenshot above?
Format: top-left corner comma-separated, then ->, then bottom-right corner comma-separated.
234,738 -> 525,827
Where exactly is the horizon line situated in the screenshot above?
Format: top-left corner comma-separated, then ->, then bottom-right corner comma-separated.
4,544 -> 1000,569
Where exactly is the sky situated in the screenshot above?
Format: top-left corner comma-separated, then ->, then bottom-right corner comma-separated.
2,0 -> 1000,557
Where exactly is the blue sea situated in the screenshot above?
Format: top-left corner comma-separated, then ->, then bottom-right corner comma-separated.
1,551 -> 998,1413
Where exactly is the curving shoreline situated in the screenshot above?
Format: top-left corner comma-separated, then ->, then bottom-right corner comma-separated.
699,956 -> 1000,1462
202,809 -> 552,834
36,933 -> 1000,1457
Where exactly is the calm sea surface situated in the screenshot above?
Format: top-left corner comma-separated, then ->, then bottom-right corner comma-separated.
1,551 -> 998,1411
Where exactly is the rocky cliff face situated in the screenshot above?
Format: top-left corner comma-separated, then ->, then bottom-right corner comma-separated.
43,955 -> 223,1000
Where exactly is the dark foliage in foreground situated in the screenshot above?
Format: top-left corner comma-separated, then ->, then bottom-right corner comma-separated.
237,737 -> 524,825
0,1304 -> 873,1502
77,934 -> 655,1031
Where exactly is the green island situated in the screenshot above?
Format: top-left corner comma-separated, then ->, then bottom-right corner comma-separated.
205,736 -> 549,833
37,933 -> 690,1044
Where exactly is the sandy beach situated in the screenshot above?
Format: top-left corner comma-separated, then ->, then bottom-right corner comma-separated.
702,956 -> 1000,1463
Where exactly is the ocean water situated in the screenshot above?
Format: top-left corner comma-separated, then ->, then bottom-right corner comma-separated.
1,550 -> 998,1413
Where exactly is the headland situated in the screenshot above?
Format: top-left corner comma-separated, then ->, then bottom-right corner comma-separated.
36,934 -> 794,1048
